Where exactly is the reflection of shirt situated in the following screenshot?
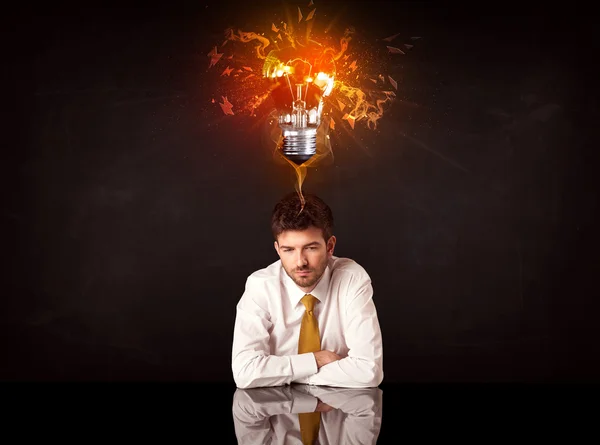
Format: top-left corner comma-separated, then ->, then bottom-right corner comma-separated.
232,384 -> 383,445
231,256 -> 384,388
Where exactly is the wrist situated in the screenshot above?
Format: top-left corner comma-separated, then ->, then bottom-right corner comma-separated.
313,351 -> 322,369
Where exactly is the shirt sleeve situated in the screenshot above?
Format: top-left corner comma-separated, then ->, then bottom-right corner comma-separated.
231,277 -> 318,389
307,272 -> 384,388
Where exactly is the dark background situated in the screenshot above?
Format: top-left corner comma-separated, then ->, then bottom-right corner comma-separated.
3,0 -> 597,383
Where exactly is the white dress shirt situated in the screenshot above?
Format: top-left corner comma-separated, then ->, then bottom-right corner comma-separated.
231,255 -> 384,388
232,385 -> 383,445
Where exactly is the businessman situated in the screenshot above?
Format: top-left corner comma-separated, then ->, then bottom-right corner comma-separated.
231,192 -> 383,388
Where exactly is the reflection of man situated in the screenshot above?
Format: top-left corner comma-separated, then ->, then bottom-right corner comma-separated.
231,193 -> 384,388
232,384 -> 383,445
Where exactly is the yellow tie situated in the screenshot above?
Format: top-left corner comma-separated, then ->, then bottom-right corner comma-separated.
298,294 -> 321,445
298,294 -> 320,354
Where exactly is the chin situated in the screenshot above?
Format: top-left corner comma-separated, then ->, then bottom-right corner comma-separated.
295,276 -> 312,285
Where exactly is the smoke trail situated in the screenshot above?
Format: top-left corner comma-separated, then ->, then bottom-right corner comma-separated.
223,28 -> 271,59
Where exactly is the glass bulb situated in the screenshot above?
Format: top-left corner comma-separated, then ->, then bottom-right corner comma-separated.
263,43 -> 336,165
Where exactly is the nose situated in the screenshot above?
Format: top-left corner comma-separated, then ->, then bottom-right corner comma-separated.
295,251 -> 308,268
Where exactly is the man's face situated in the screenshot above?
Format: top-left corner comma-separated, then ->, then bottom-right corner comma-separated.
274,226 -> 336,292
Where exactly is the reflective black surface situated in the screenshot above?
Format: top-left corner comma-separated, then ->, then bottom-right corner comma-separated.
232,384 -> 382,444
3,382 -> 598,442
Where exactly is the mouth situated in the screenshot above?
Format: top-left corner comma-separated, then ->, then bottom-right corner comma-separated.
296,270 -> 312,277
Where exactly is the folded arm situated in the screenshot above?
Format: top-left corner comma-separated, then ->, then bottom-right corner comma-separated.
307,278 -> 384,388
232,290 -> 318,389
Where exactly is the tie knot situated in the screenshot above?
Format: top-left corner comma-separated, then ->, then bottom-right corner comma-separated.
301,294 -> 317,312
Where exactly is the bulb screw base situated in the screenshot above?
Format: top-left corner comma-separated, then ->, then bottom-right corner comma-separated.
280,127 -> 317,165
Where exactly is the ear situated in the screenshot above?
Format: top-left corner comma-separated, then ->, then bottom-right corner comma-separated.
326,236 -> 336,257
274,240 -> 281,257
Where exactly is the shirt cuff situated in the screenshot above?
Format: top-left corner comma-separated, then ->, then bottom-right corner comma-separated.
290,352 -> 318,380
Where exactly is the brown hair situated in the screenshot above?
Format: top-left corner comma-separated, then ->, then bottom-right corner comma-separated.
271,192 -> 334,242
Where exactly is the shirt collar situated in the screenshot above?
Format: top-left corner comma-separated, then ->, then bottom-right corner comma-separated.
281,260 -> 332,308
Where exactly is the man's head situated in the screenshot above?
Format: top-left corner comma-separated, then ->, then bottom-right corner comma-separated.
272,192 -> 336,292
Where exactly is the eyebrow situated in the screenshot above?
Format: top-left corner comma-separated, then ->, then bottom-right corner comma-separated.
279,241 -> 321,249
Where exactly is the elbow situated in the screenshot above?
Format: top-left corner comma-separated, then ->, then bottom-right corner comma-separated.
363,367 -> 383,388
233,373 -> 283,389
233,369 -> 260,389
373,366 -> 384,387
234,376 -> 258,389
356,361 -> 384,388
232,356 -> 275,389
232,362 -> 259,389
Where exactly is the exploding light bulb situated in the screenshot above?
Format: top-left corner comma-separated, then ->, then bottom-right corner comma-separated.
263,43 -> 336,165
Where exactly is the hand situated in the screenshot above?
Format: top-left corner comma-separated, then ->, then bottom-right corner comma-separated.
313,350 -> 342,369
